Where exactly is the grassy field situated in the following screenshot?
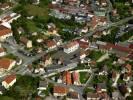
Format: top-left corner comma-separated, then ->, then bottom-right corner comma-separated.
26,20 -> 39,32
79,72 -> 90,84
88,50 -> 104,61
25,4 -> 49,19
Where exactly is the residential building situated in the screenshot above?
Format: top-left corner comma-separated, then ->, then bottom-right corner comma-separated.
0,58 -> 16,74
67,91 -> 79,100
53,36 -> 62,46
42,55 -> 52,67
0,25 -> 12,41
72,71 -> 80,85
62,71 -> 72,85
80,50 -> 86,60
77,38 -> 89,50
96,83 -> 107,93
37,80 -> 48,90
64,41 -> 79,54
0,48 -> 6,57
53,85 -> 68,97
2,74 -> 16,89
32,0 -> 40,5
2,13 -> 21,23
46,40 -> 57,50
47,23 -> 58,35
91,16 -> 107,29
87,93 -> 100,100
20,37 -> 32,48
0,3 -> 11,10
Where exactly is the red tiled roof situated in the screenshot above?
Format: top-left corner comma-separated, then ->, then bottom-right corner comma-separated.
46,40 -> 56,48
63,71 -> 72,85
125,64 -> 132,72
3,15 -> 12,22
114,45 -> 132,53
0,58 -> 14,69
20,37 -> 29,44
3,74 -> 16,84
72,72 -> 79,82
54,86 -> 68,94
0,48 -> 5,53
65,41 -> 79,49
77,40 -> 89,49
0,25 -> 12,36
98,42 -> 132,53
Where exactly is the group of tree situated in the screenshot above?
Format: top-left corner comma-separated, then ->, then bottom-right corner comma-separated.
3,75 -> 39,99
100,27 -> 119,44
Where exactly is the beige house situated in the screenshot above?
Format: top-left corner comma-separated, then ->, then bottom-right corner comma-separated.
64,41 -> 79,54
2,74 -> 16,89
20,37 -> 32,48
42,55 -> 52,67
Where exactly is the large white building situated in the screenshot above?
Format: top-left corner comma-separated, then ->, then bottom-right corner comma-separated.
0,25 -> 12,41
64,41 -> 79,54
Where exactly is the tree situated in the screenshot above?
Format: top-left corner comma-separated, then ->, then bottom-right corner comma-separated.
11,20 -> 20,43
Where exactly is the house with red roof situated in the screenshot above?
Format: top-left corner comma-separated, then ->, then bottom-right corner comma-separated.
77,38 -> 89,50
2,13 -> 21,23
67,91 -> 79,100
72,71 -> 80,85
0,58 -> 16,74
64,41 -> 79,54
90,16 -> 107,29
0,48 -> 6,57
53,85 -> 68,97
0,25 -> 12,41
2,74 -> 16,89
96,41 -> 132,57
62,71 -> 72,85
46,40 -> 57,50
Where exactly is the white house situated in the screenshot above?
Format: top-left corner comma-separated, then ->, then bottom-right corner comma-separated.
2,13 -> 21,23
0,48 -> 6,57
0,25 -> 12,41
0,58 -> 16,74
64,41 -> 79,54
37,81 -> 48,90
2,74 -> 16,89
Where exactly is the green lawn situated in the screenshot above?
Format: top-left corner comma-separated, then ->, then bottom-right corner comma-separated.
79,72 -> 90,84
88,50 -> 104,61
92,75 -> 108,84
26,20 -> 39,32
25,4 -> 49,20
0,96 -> 14,100
84,88 -> 94,93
